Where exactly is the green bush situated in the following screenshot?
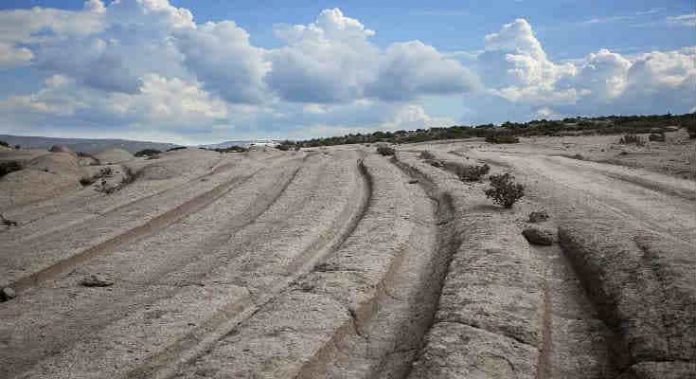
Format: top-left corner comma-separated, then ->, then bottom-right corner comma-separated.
377,145 -> 395,156
0,140 -> 10,148
134,149 -> 161,157
166,146 -> 187,152
485,173 -> 524,208
485,135 -> 520,144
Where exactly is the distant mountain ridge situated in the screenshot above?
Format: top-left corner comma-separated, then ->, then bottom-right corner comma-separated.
0,134 -> 181,154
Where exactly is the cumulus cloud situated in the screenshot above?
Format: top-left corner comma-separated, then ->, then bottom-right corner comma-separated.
478,19 -> 576,103
175,21 -> 269,103
381,103 -> 455,130
266,8 -> 379,103
367,41 -> 479,101
30,0 -> 192,93
475,18 -> 696,116
1,73 -> 228,130
107,74 -> 228,124
266,8 -> 476,103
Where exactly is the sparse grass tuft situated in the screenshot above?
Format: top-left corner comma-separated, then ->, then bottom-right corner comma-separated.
377,145 -> 395,156
485,173 -> 524,208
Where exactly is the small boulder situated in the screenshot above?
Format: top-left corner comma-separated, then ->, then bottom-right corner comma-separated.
522,227 -> 554,246
0,287 -> 16,301
528,210 -> 549,223
80,274 -> 114,287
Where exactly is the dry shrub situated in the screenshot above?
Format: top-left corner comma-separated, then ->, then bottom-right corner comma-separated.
619,134 -> 645,146
455,163 -> 490,181
485,173 -> 524,208
377,145 -> 395,156
485,135 -> 520,144
419,150 -> 435,160
648,133 -> 665,142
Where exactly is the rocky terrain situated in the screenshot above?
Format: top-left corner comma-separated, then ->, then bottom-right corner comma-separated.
0,132 -> 694,379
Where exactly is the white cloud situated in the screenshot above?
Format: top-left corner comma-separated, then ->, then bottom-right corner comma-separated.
107,74 -> 228,124
367,40 -> 479,100
0,42 -> 34,68
1,73 -> 228,130
266,8 -> 379,103
666,13 -> 696,27
570,49 -> 631,100
382,104 -> 455,130
478,19 -> 576,104
474,18 -> 696,116
175,21 -> 269,103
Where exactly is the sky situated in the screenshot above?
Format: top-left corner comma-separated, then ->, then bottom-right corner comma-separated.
0,0 -> 694,144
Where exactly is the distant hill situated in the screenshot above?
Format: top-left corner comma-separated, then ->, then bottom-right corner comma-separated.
198,140 -> 254,149
0,135 -> 181,154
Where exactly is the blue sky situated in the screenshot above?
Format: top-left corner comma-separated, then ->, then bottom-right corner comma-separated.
0,0 -> 694,143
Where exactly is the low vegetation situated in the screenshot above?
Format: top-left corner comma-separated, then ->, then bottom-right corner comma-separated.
0,161 -> 22,178
0,213 -> 18,227
419,150 -> 435,160
648,132 -> 665,142
688,123 -> 696,139
485,173 -> 525,208
453,163 -> 490,181
96,166 -> 137,194
377,145 -> 395,156
81,167 -> 113,187
210,145 -> 248,153
0,140 -> 9,148
166,146 -> 187,152
485,134 -> 520,144
134,149 -> 161,158
275,112 -> 695,148
619,133 -> 645,146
